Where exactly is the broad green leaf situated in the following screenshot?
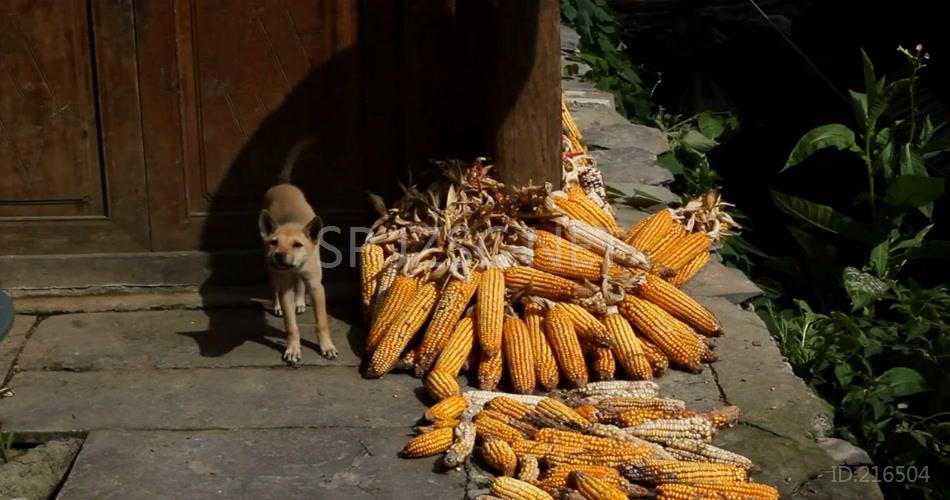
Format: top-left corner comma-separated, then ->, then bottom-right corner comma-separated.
883,175 -> 944,208
843,266 -> 889,310
656,152 -> 684,175
869,240 -> 889,277
771,191 -> 871,241
860,49 -> 878,105
782,124 -> 862,171
919,115 -> 935,146
681,129 -> 718,153
835,363 -> 854,386
891,224 -> 933,252
874,367 -> 928,399
899,143 -> 927,176
697,111 -> 725,140
849,90 -> 867,129
868,78 -> 909,128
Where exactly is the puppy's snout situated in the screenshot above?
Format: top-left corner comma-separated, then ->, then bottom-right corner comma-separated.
271,252 -> 288,266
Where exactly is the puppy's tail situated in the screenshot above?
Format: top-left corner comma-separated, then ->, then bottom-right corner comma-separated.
278,137 -> 317,184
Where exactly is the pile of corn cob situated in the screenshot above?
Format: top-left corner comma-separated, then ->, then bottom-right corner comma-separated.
400,382 -> 780,499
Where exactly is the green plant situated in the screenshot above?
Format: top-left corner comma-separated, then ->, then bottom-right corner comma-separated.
653,109 -> 740,198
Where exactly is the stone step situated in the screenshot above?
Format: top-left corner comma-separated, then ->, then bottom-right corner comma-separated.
584,122 -> 670,154
560,24 -> 580,52
58,429 -> 465,500
567,105 -> 629,132
682,260 -> 764,304
607,182 -> 680,207
590,147 -> 674,186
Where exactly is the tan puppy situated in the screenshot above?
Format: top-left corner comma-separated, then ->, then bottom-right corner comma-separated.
258,184 -> 336,363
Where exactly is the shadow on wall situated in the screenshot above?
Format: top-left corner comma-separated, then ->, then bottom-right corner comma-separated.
188,1 -> 542,362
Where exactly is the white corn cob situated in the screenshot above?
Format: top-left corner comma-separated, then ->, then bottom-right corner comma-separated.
625,416 -> 715,443
443,422 -> 477,467
463,390 -> 545,409
554,218 -> 651,270
586,423 -> 677,460
564,381 -> 659,400
662,438 -> 756,471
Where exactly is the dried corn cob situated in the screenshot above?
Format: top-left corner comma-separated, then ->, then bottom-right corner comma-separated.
485,396 -> 534,420
556,218 -> 651,270
647,222 -> 688,259
566,380 -> 660,400
572,405 -> 599,423
703,406 -> 740,429
625,416 -> 715,443
504,267 -> 590,301
558,303 -> 613,347
535,399 -> 591,429
652,232 -> 711,272
655,482 -> 779,500
366,282 -> 439,378
570,471 -> 628,500
623,215 -> 650,245
443,421 -> 477,467
554,187 -> 622,236
628,209 -> 675,252
478,351 -> 504,391
517,455 -> 541,482
482,436 -> 518,476
639,338 -> 670,375
535,428 -> 646,458
431,317 -> 475,376
366,275 -> 417,351
618,407 -> 691,427
585,423 -> 677,460
619,296 -> 706,372
591,346 -> 615,381
401,427 -> 454,457
416,273 -> 481,374
503,316 -> 537,394
425,395 -> 469,422
394,346 -> 420,372
525,302 -> 560,391
478,267 -> 505,357
637,273 -> 722,336
544,307 -> 589,388
532,231 -> 624,282
426,370 -> 461,401
596,397 -> 687,414
490,477 -> 554,500
359,243 -> 385,318
662,438 -> 756,471
463,390 -> 546,408
474,413 -> 528,443
604,311 -> 653,380
668,250 -> 709,287
620,459 -> 748,485
414,419 -> 461,433
538,465 -> 624,493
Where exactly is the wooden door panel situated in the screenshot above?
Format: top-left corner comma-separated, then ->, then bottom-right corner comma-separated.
0,0 -> 150,254
140,0 -> 368,251
0,0 -> 102,218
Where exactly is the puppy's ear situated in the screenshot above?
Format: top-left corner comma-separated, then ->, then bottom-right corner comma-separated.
258,209 -> 277,238
304,215 -> 324,242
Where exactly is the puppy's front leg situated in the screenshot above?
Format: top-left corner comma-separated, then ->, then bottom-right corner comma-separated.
277,284 -> 302,364
308,281 -> 337,359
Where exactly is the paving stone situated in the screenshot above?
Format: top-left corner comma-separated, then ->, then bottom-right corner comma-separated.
612,206 -> 650,232
791,466 -> 885,500
589,147 -> 674,186
0,315 -> 35,378
560,25 -> 580,52
583,122 -> 670,154
568,106 -> 629,132
18,309 -> 363,371
816,437 -> 873,466
0,367 -> 430,434
58,429 -> 465,500
563,86 -> 615,109
700,297 -> 833,442
682,261 -> 764,304
607,182 -> 680,206
655,366 -> 723,412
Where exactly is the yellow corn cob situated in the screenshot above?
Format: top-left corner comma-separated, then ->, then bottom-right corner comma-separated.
485,396 -> 534,420
647,221 -> 688,258
596,397 -> 688,414
478,268 -> 505,357
482,436 -> 518,476
490,477 -> 554,500
366,275 -> 417,351
639,338 -> 670,375
663,438 -> 756,471
628,209 -> 675,252
443,421 -> 477,467
524,302 -> 560,391
703,406 -> 741,429
504,266 -> 588,301
539,465 -> 624,493
652,231 -> 711,272
503,316 -> 537,394
637,273 -> 722,336
535,399 -> 590,428
623,215 -> 650,245
544,307 -> 588,387
617,407 -> 690,427
625,416 -> 716,442
425,370 -> 461,401
591,346 -> 615,381
543,448 -> 652,468
478,350 -> 504,391
510,439 -> 578,458
400,427 -> 454,457
573,404 -> 599,423
416,272 -> 482,374
570,471 -> 628,500
556,186 -> 622,236
585,423 -> 677,460
414,418 -> 461,433
603,312 -> 653,380
517,455 -> 541,482
425,395 -> 469,422
366,282 -> 439,378
474,413 -> 528,443
668,250 -> 709,287
535,428 -> 647,457
533,231 -> 624,282
394,345 -> 420,372
431,317 -> 475,376
359,243 -> 385,319
558,304 -> 613,347
655,482 -> 779,500
620,459 -> 748,485
619,296 -> 706,372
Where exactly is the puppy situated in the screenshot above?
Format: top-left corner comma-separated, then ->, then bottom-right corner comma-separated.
258,143 -> 336,363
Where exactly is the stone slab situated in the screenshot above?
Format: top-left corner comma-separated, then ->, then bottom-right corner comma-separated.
607,182 -> 680,206
560,25 -> 580,52
564,87 -> 615,109
589,147 -> 674,186
583,122 -> 670,155
682,261 -> 764,304
568,105 -> 629,132
701,297 -> 832,442
58,429 -> 466,500
654,365 -> 723,412
612,206 -> 650,232
18,309 -> 364,370
0,367 -> 429,434
0,315 -> 35,379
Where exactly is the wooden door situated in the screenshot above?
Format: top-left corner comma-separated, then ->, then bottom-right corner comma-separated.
0,0 -> 149,254
135,0 -> 378,253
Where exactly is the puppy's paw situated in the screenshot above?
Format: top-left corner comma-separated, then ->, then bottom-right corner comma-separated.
295,303 -> 306,314
282,344 -> 302,365
273,302 -> 284,317
319,343 -> 339,360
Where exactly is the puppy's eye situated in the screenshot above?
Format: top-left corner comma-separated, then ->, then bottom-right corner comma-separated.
269,239 -> 278,246
292,241 -> 304,248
